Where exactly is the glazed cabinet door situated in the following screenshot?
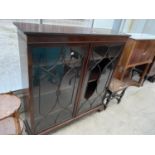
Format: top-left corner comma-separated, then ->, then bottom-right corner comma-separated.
76,43 -> 123,115
30,44 -> 88,133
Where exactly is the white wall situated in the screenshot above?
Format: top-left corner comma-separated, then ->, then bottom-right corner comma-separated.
0,23 -> 23,93
143,20 -> 155,34
93,19 -> 114,29
120,19 -> 155,35
129,19 -> 146,33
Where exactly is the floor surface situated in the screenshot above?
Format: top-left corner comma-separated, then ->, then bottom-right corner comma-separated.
22,81 -> 155,135
52,81 -> 155,135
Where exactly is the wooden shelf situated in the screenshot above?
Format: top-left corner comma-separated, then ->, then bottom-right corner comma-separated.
34,103 -> 74,121
123,78 -> 140,87
33,81 -> 76,98
33,59 -> 81,68
127,60 -> 152,69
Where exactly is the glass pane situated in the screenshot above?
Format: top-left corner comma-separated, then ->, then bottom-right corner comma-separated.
31,45 -> 87,133
78,44 -> 123,114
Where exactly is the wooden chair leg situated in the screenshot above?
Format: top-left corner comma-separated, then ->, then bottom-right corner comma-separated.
104,91 -> 112,109
117,88 -> 127,104
102,89 -> 112,110
102,89 -> 108,109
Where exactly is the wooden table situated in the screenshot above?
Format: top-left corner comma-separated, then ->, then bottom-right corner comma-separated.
0,94 -> 20,120
0,94 -> 23,134
0,117 -> 23,135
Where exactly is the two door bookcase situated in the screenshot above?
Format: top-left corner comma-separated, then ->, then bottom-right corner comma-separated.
15,23 -> 129,134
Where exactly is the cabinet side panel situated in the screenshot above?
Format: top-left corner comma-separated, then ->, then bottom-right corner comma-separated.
114,38 -> 135,79
17,30 -> 29,89
17,30 -> 32,130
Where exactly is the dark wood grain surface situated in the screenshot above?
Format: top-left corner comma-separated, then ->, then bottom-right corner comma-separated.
14,22 -> 129,36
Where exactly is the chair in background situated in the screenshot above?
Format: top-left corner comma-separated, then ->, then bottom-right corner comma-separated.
102,78 -> 128,109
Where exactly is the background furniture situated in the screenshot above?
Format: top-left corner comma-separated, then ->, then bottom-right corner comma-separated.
131,55 -> 155,83
114,34 -> 155,86
0,94 -> 23,135
15,23 -> 129,134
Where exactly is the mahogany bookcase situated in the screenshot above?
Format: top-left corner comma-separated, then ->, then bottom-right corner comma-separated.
15,23 -> 129,134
